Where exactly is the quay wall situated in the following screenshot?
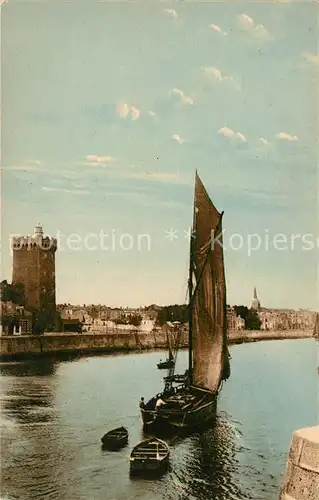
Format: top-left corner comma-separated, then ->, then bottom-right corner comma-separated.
279,426 -> 319,500
0,329 -> 313,360
228,329 -> 313,344
0,329 -> 187,360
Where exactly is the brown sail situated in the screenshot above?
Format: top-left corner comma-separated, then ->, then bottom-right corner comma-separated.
190,172 -> 230,393
313,313 -> 319,338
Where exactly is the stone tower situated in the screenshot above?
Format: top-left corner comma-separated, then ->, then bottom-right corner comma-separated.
11,225 -> 57,317
250,287 -> 260,310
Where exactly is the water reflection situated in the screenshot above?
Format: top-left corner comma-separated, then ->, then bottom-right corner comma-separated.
0,358 -> 57,377
140,413 -> 245,499
162,416 -> 245,500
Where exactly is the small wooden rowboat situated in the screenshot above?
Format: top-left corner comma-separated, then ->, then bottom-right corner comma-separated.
157,358 -> 175,370
101,426 -> 128,450
130,438 -> 170,475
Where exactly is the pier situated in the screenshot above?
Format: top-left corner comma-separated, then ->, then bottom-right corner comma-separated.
280,426 -> 319,500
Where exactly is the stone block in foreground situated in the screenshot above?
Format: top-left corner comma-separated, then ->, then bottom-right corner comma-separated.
279,426 -> 319,500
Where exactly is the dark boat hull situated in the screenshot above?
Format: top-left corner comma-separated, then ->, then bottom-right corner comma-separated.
101,436 -> 128,450
130,457 -> 169,476
157,360 -> 175,370
101,427 -> 128,450
141,387 -> 218,432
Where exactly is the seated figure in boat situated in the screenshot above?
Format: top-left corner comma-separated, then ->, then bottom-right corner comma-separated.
139,397 -> 145,409
155,395 -> 166,411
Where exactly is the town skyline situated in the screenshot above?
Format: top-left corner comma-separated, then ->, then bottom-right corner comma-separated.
2,2 -> 317,311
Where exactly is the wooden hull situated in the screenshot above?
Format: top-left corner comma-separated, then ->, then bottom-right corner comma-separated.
130,438 -> 169,477
130,457 -> 169,476
141,387 -> 217,433
101,436 -> 128,450
101,427 -> 128,450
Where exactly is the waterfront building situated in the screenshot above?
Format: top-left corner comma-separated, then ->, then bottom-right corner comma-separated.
0,301 -> 32,335
227,306 -> 245,330
259,308 -> 316,331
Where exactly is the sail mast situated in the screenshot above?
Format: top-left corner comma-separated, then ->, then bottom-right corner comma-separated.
187,170 -> 197,386
188,231 -> 193,385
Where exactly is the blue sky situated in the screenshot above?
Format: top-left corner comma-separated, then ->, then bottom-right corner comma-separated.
1,1 -> 318,309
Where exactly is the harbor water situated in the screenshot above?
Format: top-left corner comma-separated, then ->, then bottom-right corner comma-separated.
0,338 -> 317,500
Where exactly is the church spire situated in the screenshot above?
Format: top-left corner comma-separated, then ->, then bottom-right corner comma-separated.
251,287 -> 260,310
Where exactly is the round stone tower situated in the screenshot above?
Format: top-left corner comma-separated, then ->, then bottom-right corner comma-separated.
11,225 -> 57,315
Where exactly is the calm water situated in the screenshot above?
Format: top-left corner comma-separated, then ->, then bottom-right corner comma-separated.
0,339 -> 317,500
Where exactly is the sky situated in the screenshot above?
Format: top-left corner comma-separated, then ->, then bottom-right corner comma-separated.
1,0 -> 318,310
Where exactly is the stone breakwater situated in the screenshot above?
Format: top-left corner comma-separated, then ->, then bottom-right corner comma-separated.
279,426 -> 319,500
0,329 -> 313,360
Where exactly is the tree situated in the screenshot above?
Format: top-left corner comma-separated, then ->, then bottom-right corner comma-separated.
246,309 -> 262,330
114,315 -> 127,325
88,305 -> 99,319
233,305 -> 261,330
10,283 -> 25,305
0,281 -> 25,305
234,305 -> 249,323
128,314 -> 143,327
32,310 -> 47,335
155,304 -> 188,326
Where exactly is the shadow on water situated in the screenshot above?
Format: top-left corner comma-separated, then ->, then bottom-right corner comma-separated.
0,358 -> 57,377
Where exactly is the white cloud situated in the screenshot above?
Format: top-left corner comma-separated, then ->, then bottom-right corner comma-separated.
170,88 -> 194,105
218,126 -> 235,138
172,134 -> 185,145
148,111 -> 156,118
117,102 -> 141,120
238,13 -> 254,27
130,172 -> 179,182
259,137 -> 268,146
202,66 -> 233,83
238,13 -> 272,41
302,52 -> 319,67
1,165 -> 42,172
41,186 -> 89,195
117,102 -> 130,118
27,159 -> 42,165
235,132 -> 247,143
218,126 -> 247,142
276,132 -> 299,142
131,106 -> 141,121
164,8 -> 178,19
208,24 -> 227,36
85,155 -> 116,166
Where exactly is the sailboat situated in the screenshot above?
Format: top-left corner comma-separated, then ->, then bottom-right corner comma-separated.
140,172 -> 231,431
157,327 -> 175,369
313,313 -> 319,339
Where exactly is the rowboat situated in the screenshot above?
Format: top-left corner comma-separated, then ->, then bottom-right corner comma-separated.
101,426 -> 128,450
129,438 -> 170,476
157,358 -> 175,370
